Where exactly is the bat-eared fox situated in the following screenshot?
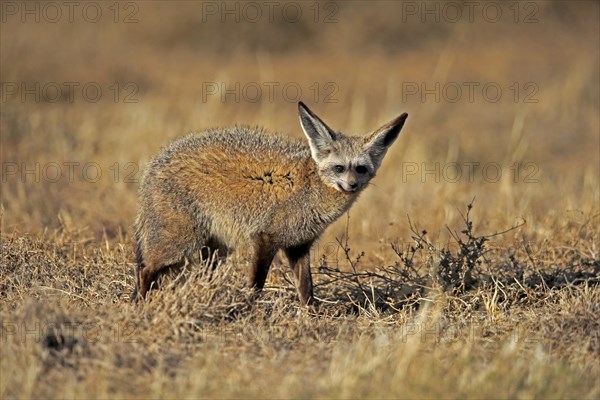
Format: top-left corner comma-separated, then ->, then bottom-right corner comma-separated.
133,102 -> 408,304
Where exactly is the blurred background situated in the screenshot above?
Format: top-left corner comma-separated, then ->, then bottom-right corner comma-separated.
1,1 -> 598,254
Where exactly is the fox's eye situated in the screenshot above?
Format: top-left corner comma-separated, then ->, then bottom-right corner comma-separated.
356,165 -> 368,174
333,165 -> 345,173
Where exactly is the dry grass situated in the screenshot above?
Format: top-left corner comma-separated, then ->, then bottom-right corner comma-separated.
1,2 -> 599,398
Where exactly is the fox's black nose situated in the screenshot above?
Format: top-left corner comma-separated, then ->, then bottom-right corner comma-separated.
349,182 -> 358,189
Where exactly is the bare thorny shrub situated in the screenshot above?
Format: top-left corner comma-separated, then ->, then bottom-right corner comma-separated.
316,200 -> 600,314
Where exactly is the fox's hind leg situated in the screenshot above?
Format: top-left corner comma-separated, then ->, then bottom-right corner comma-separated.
284,242 -> 314,305
133,208 -> 199,301
134,250 -> 186,301
247,233 -> 277,291
136,258 -> 160,300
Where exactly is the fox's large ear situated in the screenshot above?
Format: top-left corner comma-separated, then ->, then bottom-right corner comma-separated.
298,102 -> 337,161
364,112 -> 408,169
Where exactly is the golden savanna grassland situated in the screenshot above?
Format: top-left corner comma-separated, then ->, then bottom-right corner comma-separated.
1,1 -> 599,398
